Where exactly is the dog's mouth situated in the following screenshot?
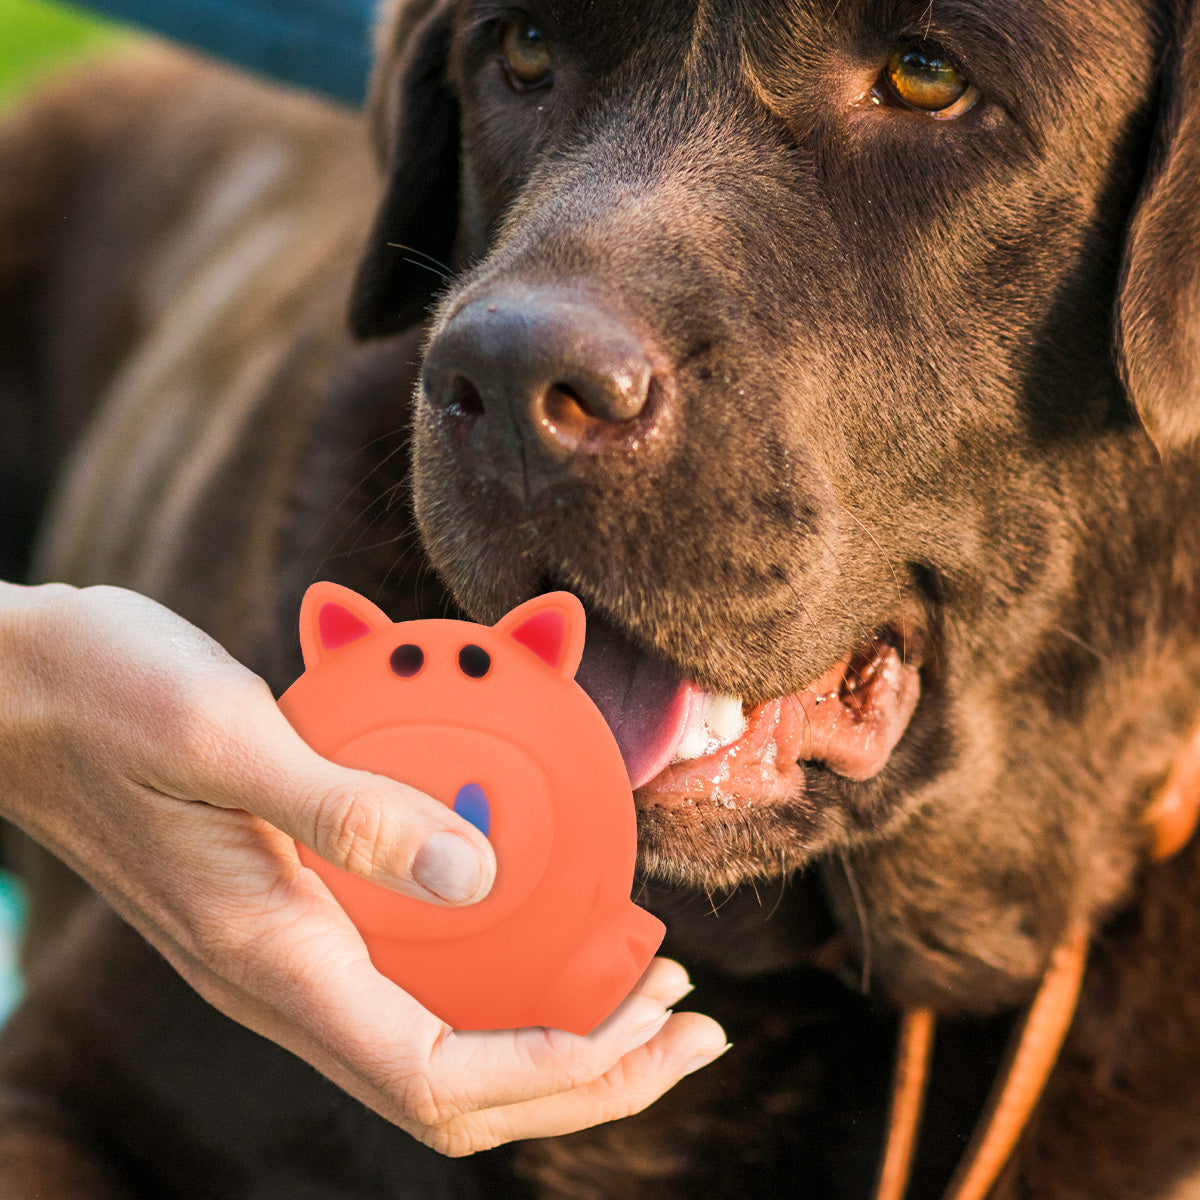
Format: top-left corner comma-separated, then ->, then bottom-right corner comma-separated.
575,615 -> 923,808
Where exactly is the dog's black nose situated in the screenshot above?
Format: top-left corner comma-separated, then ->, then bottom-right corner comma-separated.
421,288 -> 655,497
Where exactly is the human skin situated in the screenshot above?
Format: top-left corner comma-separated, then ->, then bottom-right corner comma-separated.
0,580 -> 727,1156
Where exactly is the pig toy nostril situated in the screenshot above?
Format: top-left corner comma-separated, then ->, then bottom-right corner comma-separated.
453,782 -> 491,837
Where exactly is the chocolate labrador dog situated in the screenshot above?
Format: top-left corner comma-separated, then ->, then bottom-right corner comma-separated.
3,0 -> 1200,1195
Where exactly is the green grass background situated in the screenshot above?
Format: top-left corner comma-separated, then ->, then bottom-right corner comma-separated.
0,0 -> 131,103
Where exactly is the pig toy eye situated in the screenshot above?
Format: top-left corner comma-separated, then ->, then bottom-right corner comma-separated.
458,644 -> 491,678
390,643 -> 424,677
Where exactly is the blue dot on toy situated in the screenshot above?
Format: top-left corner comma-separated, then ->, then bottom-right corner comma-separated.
453,783 -> 491,837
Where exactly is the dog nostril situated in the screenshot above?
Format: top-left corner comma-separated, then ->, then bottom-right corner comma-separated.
542,383 -> 599,440
445,374 -> 485,421
538,379 -> 648,450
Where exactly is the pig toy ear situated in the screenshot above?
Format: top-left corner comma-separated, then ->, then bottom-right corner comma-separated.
298,582 -> 392,670
494,592 -> 586,679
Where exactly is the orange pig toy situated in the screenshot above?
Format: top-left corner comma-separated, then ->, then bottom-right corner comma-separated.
277,582 -> 665,1035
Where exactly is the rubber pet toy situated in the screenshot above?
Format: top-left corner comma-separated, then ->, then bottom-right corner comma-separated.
277,583 -> 666,1035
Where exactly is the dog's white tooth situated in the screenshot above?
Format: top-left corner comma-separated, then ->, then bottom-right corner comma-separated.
706,694 -> 747,744
673,722 -> 712,762
671,694 -> 714,762
671,693 -> 749,763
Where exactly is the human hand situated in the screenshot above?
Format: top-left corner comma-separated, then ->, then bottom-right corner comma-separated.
0,582 -> 728,1153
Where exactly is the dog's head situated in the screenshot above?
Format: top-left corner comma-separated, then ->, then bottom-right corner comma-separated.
346,0 -> 1200,1012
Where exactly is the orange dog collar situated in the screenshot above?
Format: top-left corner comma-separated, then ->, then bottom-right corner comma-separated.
873,713 -> 1200,1200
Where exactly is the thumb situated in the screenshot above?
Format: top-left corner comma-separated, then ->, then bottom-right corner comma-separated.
289,764 -> 496,907
209,700 -> 497,907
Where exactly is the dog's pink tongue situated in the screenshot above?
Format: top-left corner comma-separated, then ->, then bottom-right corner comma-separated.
575,619 -> 701,788
576,617 -> 922,800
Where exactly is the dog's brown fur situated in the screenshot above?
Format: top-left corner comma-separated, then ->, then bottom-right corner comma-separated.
3,0 -> 1200,1195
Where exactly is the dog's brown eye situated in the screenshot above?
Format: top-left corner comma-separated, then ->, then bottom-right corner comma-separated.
499,18 -> 552,91
884,47 -> 977,117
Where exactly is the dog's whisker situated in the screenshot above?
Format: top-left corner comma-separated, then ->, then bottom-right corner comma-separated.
327,461 -> 421,566
298,438 -> 413,571
811,528 -> 883,645
371,540 -> 412,610
778,572 -> 827,650
766,856 -> 788,921
702,885 -> 740,918
344,528 -> 422,558
1051,625 -> 1109,663
780,688 -> 821,759
811,529 -> 848,584
351,425 -> 416,460
380,466 -> 414,501
325,508 -> 408,571
410,559 -> 429,614
845,508 -> 906,621
402,256 -> 452,281
340,496 -> 407,547
353,439 -> 412,492
386,241 -> 453,276
839,851 -> 873,995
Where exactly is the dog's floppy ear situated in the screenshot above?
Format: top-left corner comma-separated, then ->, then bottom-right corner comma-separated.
349,0 -> 460,340
1116,0 -> 1200,452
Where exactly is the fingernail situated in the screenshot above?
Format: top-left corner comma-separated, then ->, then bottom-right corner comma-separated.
662,980 -> 695,1008
412,832 -> 486,903
681,1042 -> 732,1077
622,1008 -> 672,1056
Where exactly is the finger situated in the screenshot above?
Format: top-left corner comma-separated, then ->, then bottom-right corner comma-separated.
411,957 -> 705,1119
420,1012 -> 730,1157
144,675 -> 496,906
628,955 -> 694,1008
205,905 -> 703,1127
